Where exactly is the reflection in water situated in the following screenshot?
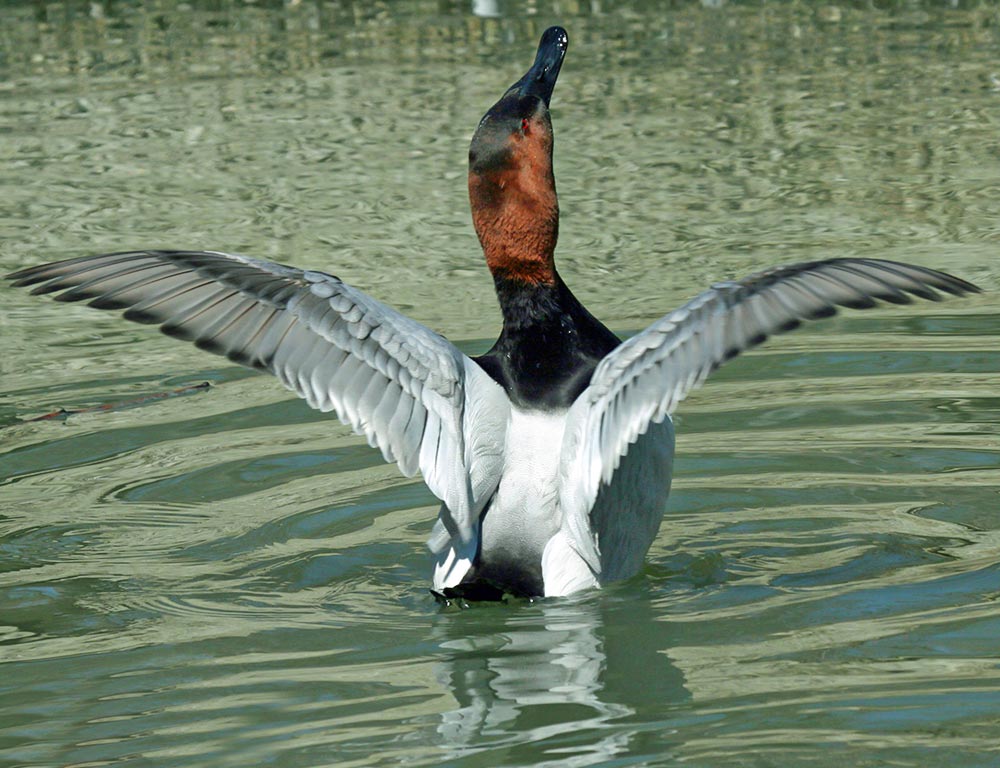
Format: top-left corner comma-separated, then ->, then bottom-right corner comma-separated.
434,594 -> 689,762
436,600 -> 625,754
472,0 -> 503,20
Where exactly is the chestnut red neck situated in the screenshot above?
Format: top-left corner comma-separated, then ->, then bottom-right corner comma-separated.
469,155 -> 559,286
467,28 -> 568,287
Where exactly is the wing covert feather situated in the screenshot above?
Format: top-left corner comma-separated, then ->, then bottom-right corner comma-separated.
559,258 -> 979,571
8,250 -> 509,545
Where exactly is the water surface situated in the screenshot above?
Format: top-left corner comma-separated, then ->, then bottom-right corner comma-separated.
2,2 -> 1000,766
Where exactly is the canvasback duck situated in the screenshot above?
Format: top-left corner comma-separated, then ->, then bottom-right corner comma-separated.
7,27 -> 980,600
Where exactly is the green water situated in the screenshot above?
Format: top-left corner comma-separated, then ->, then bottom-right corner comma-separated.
2,2 -> 1000,766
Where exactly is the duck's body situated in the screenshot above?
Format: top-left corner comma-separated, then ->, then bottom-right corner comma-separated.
438,400 -> 673,599
6,28 -> 980,600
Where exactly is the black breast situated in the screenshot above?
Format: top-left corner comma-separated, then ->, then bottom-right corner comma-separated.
474,276 -> 621,410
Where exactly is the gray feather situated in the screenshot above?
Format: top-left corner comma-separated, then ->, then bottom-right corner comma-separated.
561,257 -> 980,565
6,250 -> 509,548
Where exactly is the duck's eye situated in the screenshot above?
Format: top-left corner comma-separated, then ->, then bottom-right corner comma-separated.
521,117 -> 530,134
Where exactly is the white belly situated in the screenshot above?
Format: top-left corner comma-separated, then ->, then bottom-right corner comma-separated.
434,407 -> 675,598
476,408 -> 567,592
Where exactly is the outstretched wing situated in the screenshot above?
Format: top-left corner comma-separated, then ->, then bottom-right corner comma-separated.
7,250 -> 509,546
559,257 -> 980,570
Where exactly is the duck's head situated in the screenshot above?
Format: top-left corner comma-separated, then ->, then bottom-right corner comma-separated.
469,26 -> 568,286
